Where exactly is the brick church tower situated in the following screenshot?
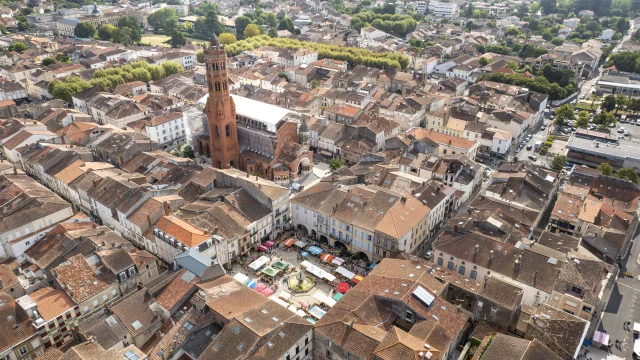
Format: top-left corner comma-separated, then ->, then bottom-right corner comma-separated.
204,34 -> 239,169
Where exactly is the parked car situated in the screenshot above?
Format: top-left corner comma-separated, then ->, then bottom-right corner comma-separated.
528,155 -> 537,161
626,131 -> 631,136
541,125 -> 546,130
618,128 -> 625,133
425,250 -> 433,261
526,145 -> 532,150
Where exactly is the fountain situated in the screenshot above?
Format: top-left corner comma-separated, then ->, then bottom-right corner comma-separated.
287,271 -> 315,293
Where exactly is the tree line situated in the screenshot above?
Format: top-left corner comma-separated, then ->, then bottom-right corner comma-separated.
350,11 -> 417,36
223,35 -> 410,70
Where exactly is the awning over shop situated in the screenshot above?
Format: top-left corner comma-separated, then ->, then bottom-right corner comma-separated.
320,150 -> 333,157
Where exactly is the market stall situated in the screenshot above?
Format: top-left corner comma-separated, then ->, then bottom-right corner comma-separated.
331,257 -> 345,266
233,273 -> 249,283
294,240 -> 307,248
335,266 -> 355,280
272,260 -> 290,270
307,246 -> 324,256
300,251 -> 310,258
352,275 -> 364,284
592,330 -> 610,347
313,291 -> 337,307
261,266 -> 281,277
332,293 -> 344,301
283,238 -> 296,247
309,305 -> 326,319
321,254 -> 335,263
249,256 -> 270,270
337,282 -> 349,294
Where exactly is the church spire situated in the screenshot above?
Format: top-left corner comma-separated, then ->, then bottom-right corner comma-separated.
210,32 -> 219,48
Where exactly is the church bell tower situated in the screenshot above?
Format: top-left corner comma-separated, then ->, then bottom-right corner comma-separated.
204,34 -> 240,169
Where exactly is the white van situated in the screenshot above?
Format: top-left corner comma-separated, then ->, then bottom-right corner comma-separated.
634,338 -> 640,358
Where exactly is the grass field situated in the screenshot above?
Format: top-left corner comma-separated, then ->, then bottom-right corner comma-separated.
576,100 -> 600,110
140,34 -> 207,47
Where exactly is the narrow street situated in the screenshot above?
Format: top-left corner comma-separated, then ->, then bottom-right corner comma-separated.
596,227 -> 640,358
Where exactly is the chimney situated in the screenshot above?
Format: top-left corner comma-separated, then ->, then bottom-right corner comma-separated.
164,201 -> 169,216
483,277 -> 488,288
448,139 -> 452,145
453,225 -> 459,233
474,244 -> 479,255
12,167 -> 17,175
147,215 -> 152,227
401,196 -> 406,203
436,186 -> 440,193
489,250 -> 494,260
534,271 -> 538,286
137,282 -> 144,290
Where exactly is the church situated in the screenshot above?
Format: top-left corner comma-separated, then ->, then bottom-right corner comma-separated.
197,34 -> 314,184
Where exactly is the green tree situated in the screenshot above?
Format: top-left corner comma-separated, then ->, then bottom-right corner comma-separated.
602,95 -> 616,112
244,24 -> 261,38
505,27 -> 520,36
169,29 -> 187,48
598,162 -> 614,176
615,94 -> 629,114
479,57 -> 491,66
551,37 -> 564,46
554,104 -> 575,126
148,8 -> 178,33
196,50 -> 204,63
265,12 -> 277,28
131,68 -> 151,83
576,110 -> 590,128
161,61 -> 184,76
219,33 -> 237,45
182,145 -> 195,159
74,22 -> 96,38
615,168 -> 639,183
550,154 -> 567,170
55,53 -> 70,63
111,28 -> 133,45
329,158 -> 344,170
149,65 -> 166,81
278,17 -> 295,33
311,80 -> 320,88
8,42 -> 27,52
42,58 -> 56,66
268,27 -> 278,37
235,15 -> 252,39
116,16 -> 142,43
98,24 -> 116,41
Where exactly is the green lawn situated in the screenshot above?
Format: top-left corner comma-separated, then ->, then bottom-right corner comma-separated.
576,101 -> 600,111
140,34 -> 207,47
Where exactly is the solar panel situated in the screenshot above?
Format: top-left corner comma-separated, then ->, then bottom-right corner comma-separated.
412,286 -> 435,308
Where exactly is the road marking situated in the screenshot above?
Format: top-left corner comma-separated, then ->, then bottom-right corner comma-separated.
618,282 -> 640,293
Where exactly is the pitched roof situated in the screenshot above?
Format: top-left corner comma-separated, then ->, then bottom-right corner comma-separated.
51,254 -> 115,304
155,215 -> 210,247
155,269 -> 199,312
28,287 -> 75,321
111,288 -> 158,337
407,128 -> 476,150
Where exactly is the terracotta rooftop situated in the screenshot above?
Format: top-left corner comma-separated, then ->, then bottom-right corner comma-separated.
155,215 -> 210,247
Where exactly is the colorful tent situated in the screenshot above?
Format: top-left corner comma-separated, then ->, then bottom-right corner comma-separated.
307,246 -> 324,255
283,238 -> 296,247
335,266 -> 355,280
337,282 -> 350,294
254,282 -> 268,292
261,266 -> 281,277
321,254 -> 335,263
245,279 -> 257,288
331,257 -> 345,266
332,293 -> 344,301
352,275 -> 364,284
259,287 -> 274,297
264,240 -> 276,248
272,260 -> 289,270
300,251 -> 310,257
258,245 -> 268,252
